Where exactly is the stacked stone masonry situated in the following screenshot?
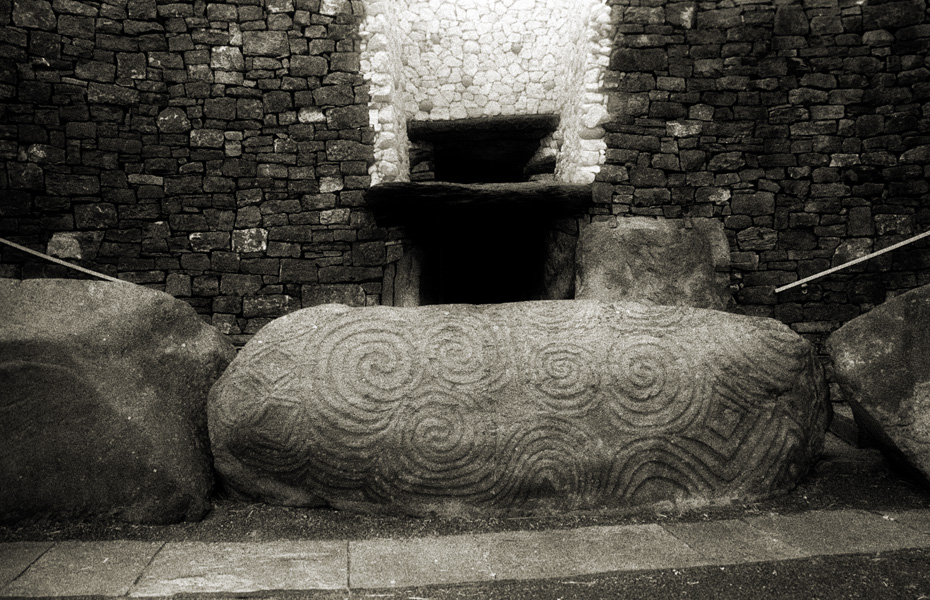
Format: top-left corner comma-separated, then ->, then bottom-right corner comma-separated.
597,0 -> 930,351
0,0 -> 387,339
1,0 -> 929,351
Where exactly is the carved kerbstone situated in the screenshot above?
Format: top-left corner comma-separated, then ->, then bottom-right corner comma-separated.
209,301 -> 828,516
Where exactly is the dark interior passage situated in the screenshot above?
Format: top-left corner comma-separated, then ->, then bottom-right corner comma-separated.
416,215 -> 549,305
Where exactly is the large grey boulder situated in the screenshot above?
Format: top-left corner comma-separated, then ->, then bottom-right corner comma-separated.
0,279 -> 236,524
827,284 -> 930,480
575,218 -> 731,310
210,300 -> 828,516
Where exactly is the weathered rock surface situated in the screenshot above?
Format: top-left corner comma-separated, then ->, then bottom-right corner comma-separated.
0,279 -> 236,524
827,284 -> 930,480
575,218 -> 732,310
209,300 -> 828,516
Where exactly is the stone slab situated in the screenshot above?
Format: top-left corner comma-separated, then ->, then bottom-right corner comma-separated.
664,519 -> 806,564
0,543 -> 52,589
349,524 -> 702,589
484,524 -> 704,580
130,541 -> 347,596
1,541 -> 162,597
211,300 -> 828,516
745,509 -> 930,556
827,284 -> 930,482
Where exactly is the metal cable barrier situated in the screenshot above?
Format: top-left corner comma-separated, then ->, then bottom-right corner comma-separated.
0,236 -> 127,284
775,229 -> 930,293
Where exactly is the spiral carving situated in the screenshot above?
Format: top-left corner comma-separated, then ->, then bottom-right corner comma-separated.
491,418 -> 597,509
314,312 -> 423,430
370,394 -> 498,502
530,342 -> 600,414
606,334 -> 707,433
209,300 -> 827,516
422,312 -> 512,396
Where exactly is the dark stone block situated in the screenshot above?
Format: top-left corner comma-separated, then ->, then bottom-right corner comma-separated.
862,1 -> 925,30
12,0 -> 56,30
46,173 -> 99,196
774,6 -> 808,35
243,31 -> 289,56
237,98 -> 263,120
29,31 -> 61,59
318,266 -> 382,283
165,176 -> 203,195
88,82 -> 140,105
75,60 -> 115,82
117,52 -> 146,79
263,90 -> 292,112
290,55 -> 327,77
240,258 -> 280,276
611,48 -> 668,72
220,274 -> 263,295
8,163 -> 44,190
58,14 -> 94,37
330,52 -> 359,72
74,202 -> 118,228
326,139 -> 370,161
204,97 -> 236,120
312,84 -> 354,106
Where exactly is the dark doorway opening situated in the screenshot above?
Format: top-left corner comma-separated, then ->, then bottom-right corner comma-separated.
368,182 -> 591,306
415,213 -> 548,305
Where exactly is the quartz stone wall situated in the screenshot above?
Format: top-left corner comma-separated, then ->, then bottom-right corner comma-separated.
360,0 -> 612,184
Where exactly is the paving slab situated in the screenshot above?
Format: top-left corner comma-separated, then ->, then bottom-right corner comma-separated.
0,543 -> 53,589
349,533 -> 493,589
664,518 -> 806,564
745,509 -> 930,557
129,541 -> 348,596
1,541 -> 162,597
349,523 -> 703,588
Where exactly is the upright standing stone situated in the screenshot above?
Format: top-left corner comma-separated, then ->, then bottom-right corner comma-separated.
0,279 -> 236,524
827,284 -> 930,479
575,218 -> 731,310
209,300 -> 828,516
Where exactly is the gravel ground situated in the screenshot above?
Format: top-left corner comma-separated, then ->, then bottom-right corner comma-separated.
1,443 -> 928,543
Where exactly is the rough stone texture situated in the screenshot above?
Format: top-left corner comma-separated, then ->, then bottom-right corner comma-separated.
1,0 -> 929,349
360,0 -> 612,184
597,0 -> 930,348
575,218 -> 731,310
209,300 -> 828,516
826,284 -> 930,480
0,0 -> 380,340
0,279 -> 236,524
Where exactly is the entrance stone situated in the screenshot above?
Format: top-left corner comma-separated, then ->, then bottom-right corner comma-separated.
575,218 -> 731,310
0,279 -> 236,524
209,300 -> 828,516
826,284 -> 930,480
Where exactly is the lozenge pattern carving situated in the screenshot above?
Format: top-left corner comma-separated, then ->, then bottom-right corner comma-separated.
209,300 -> 828,515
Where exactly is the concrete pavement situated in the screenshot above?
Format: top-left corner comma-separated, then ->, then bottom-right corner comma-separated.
3,508 -> 930,596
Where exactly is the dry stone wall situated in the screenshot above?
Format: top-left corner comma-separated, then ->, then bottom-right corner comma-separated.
597,0 -> 930,349
0,0 -> 387,339
1,0 -> 930,349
